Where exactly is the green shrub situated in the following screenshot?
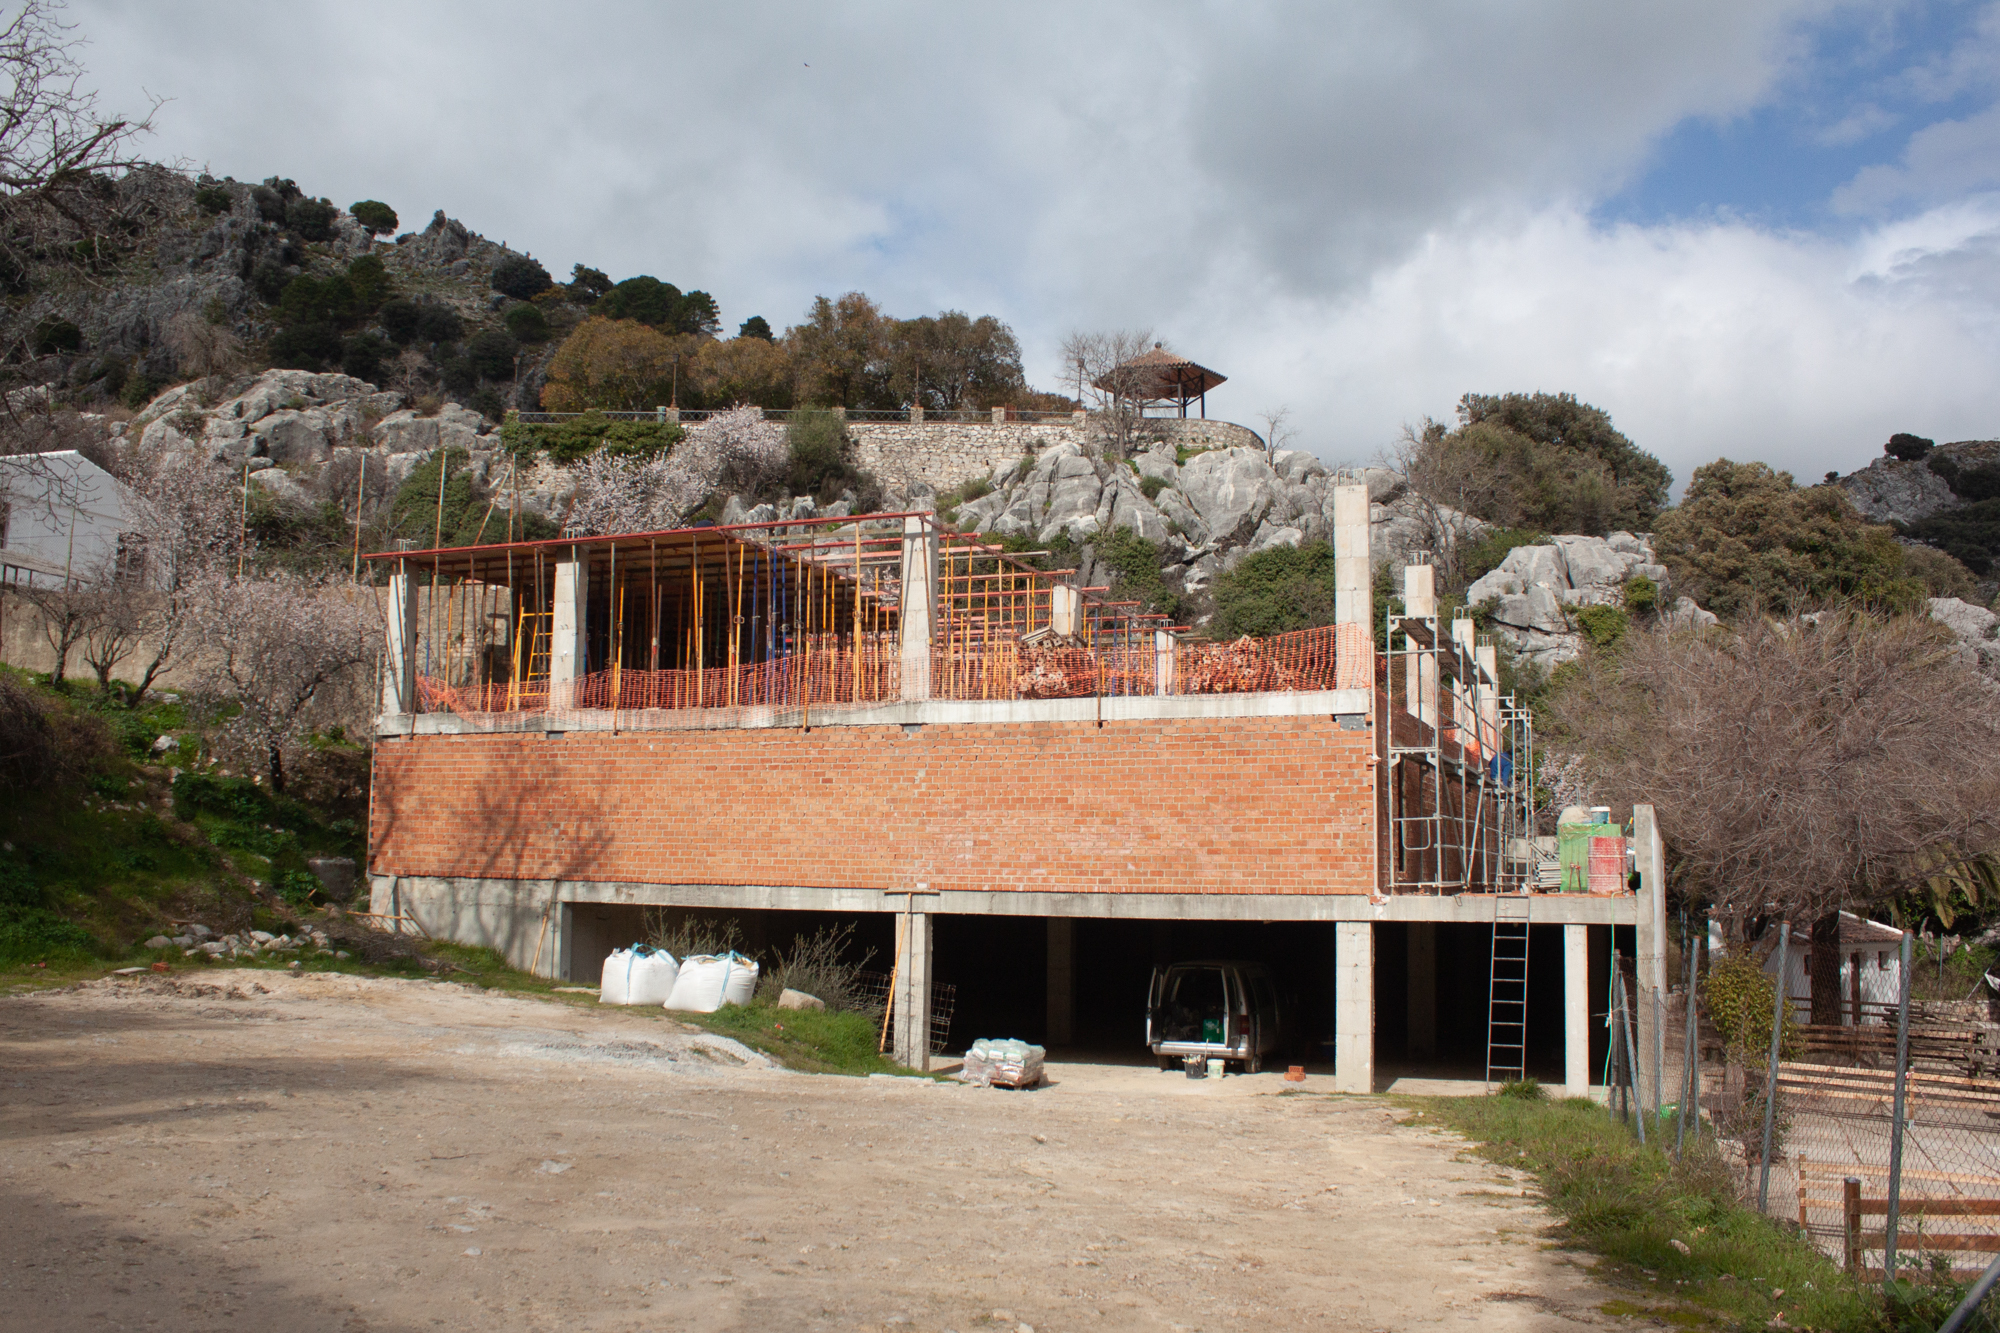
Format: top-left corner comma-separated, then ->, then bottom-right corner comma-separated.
0,906 -> 94,963
1212,540 -> 1338,637
345,254 -> 393,312
378,298 -> 419,344
349,199 -> 398,235
173,770 -> 275,825
1138,474 -> 1168,501
500,411 -> 684,463
1496,1077 -> 1546,1100
785,407 -> 867,501
1887,432 -> 1935,461
193,181 -> 232,214
276,273 -> 354,327
1898,498 -> 2000,577
490,255 -> 552,300
1620,574 -> 1659,617
1096,526 -> 1179,619
268,321 -> 340,371
251,178 -> 297,223
341,333 -> 389,383
414,303 -> 463,345
251,260 -> 290,304
1702,956 -> 1800,1063
503,303 -> 549,343
118,371 -> 163,410
285,196 -> 338,242
466,328 -> 519,380
32,318 -> 82,356
1572,603 -> 1630,651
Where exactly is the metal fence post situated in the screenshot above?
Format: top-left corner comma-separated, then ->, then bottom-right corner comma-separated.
1677,932 -> 1700,1161
1758,921 -> 1790,1213
1885,929 -> 1915,1281
1617,965 -> 1647,1146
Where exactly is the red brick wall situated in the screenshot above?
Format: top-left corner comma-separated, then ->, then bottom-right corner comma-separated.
371,716 -> 1379,896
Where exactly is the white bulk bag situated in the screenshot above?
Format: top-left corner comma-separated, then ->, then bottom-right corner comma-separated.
599,947 -> 679,1005
664,952 -> 759,1013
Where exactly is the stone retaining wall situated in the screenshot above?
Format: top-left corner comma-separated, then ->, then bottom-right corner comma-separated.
850,418 -> 1264,495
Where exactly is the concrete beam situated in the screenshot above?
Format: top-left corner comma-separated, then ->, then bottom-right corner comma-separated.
1564,923 -> 1590,1095
378,686 -> 1378,737
372,874 -> 1645,926
1334,921 -> 1374,1093
382,562 -> 417,716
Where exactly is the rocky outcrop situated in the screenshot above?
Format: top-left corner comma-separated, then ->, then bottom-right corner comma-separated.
1838,439 -> 2000,525
1465,533 -> 1674,670
1929,596 -> 2000,682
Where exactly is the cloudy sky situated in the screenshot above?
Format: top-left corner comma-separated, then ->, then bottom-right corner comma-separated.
68,0 -> 2000,488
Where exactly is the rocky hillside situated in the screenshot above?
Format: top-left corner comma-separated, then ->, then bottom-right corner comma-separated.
1838,437 -> 2000,582
1,167 -> 555,415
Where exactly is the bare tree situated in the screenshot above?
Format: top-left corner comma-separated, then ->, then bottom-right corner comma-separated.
1256,406 -> 1295,462
1544,611 -> 2000,1023
1059,329 -> 1155,460
16,570 -> 89,680
567,406 -> 785,534
0,1 -> 158,212
109,442 -> 243,701
1389,423 -> 1501,591
188,571 -> 379,792
164,310 -> 240,389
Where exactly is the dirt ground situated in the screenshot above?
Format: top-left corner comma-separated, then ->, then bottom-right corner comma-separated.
2,971 -> 1629,1332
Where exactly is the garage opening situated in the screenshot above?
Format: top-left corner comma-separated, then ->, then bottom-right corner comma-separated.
561,903 -> 896,994
933,914 -> 1340,1068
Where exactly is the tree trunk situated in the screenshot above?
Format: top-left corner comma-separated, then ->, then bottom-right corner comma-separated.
1810,911 -> 1844,1026
267,741 -> 286,796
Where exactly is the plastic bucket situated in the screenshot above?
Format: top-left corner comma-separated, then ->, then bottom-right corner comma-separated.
1588,835 -> 1627,893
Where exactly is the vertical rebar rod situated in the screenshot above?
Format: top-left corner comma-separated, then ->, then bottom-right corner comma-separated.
1758,922 -> 1790,1213
1677,931 -> 1700,1161
1885,929 -> 1915,1281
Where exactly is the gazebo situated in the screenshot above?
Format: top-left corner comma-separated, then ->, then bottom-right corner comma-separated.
1100,343 -> 1227,418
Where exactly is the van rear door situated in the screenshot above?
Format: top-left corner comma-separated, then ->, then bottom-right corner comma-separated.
1145,966 -> 1165,1046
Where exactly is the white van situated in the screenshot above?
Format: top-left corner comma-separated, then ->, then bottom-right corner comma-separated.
1146,960 -> 1283,1073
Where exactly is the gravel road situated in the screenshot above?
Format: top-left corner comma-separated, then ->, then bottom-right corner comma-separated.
0,971 -> 1622,1331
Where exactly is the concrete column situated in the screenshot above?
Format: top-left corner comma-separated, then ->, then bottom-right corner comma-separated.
1333,483 -> 1370,628
1050,584 -> 1081,638
1476,642 -> 1499,750
891,910 -> 934,1069
909,402 -> 924,423
1633,804 -> 1668,1113
1402,564 -> 1437,726
1153,630 -> 1176,696
1334,921 -> 1374,1093
991,405 -> 1006,424
1407,922 -> 1436,1061
550,547 -> 588,710
898,516 -> 936,702
381,561 -> 418,716
1565,923 -> 1591,1095
1046,917 -> 1075,1046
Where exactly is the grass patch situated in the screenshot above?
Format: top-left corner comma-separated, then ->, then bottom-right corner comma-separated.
695,1001 -> 914,1077
1405,1094 -> 1886,1331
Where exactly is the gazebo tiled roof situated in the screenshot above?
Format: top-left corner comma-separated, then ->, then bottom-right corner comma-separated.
1098,344 -> 1227,418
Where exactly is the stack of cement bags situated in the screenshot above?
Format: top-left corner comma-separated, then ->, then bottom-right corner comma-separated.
664,952 -> 760,1013
600,946 -> 680,1005
959,1038 -> 1045,1088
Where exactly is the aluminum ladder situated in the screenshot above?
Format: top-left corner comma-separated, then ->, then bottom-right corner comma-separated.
1486,896 -> 1532,1087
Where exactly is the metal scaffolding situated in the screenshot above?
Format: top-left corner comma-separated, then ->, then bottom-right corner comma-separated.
1382,564 -> 1536,894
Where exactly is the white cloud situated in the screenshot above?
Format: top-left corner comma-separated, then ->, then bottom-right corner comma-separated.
64,0 -> 2000,491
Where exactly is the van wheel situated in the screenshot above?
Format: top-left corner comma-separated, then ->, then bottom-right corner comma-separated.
1158,1055 -> 1177,1071
1246,1056 -> 1262,1074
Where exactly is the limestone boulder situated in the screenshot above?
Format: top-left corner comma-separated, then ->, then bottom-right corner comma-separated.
1491,585 -> 1568,637
1929,596 -> 2000,680
248,468 -> 311,508
1840,455 -> 1961,525
1553,535 -> 1634,594
1178,447 -> 1279,546
1036,446 -> 1105,542
1248,521 -> 1304,552
1105,477 -> 1168,544
255,409 -> 335,466
1133,443 -> 1179,485
1154,487 -> 1209,546
1270,449 -> 1327,487
1665,596 -> 1719,630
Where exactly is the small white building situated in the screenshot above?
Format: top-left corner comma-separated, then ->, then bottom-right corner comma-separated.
0,450 -> 139,588
1752,911 -> 1907,1025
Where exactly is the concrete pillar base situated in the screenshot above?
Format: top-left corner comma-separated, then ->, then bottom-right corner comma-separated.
1335,921 -> 1374,1093
1564,923 -> 1590,1096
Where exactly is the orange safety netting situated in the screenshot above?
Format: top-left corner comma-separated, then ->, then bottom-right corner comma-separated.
413,621 -> 1376,718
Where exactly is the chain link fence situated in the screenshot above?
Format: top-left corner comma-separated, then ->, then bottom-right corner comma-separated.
1612,924 -> 2000,1324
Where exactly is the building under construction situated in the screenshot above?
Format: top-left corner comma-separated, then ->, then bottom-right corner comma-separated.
366,485 -> 1666,1093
